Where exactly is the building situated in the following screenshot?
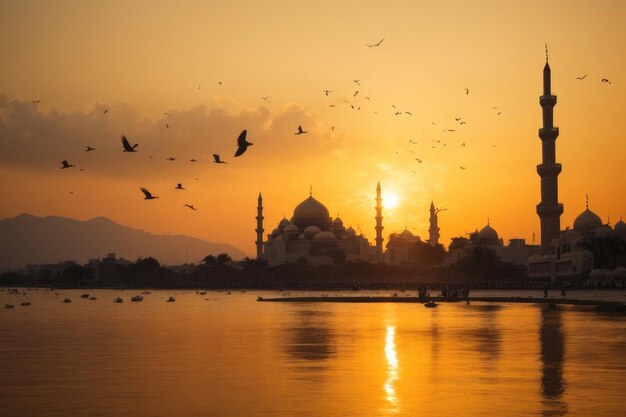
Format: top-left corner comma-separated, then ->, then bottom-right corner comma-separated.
427,201 -> 444,247
258,188 -> 376,266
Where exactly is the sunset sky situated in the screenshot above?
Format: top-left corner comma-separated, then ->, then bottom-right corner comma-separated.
1,0 -> 624,259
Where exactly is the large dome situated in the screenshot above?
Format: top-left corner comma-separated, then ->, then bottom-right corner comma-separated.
478,224 -> 498,240
573,208 -> 602,230
614,218 -> 626,231
292,195 -> 331,230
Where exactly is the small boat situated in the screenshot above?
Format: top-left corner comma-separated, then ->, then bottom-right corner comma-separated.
424,301 -> 438,308
89,296 -> 97,300
131,295 -> 143,302
199,291 -> 207,295
257,296 -> 264,301
166,296 -> 176,302
5,304 -> 14,309
63,298 -> 72,303
21,302 -> 31,306
81,294 -> 89,299
141,291 -> 151,295
113,297 -> 124,303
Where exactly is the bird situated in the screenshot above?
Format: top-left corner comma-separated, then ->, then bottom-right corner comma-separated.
409,140 -> 417,144
365,96 -> 371,100
331,126 -> 335,132
323,90 -> 332,96
459,166 -> 467,170
80,168 -> 85,172
121,135 -> 138,152
353,79 -> 360,86
416,158 -> 422,163
497,112 -> 502,115
175,183 -> 185,190
412,170 -> 416,174
213,154 -> 226,164
262,96 -> 269,101
366,38 -> 385,47
194,177 -> 200,180
85,146 -> 95,152
32,100 -> 40,104
329,104 -> 335,108
166,124 -> 169,128
60,160 -> 75,169
576,75 -> 587,80
164,112 -> 170,116
391,104 -> 396,109
295,125 -> 307,135
394,112 -> 401,115
445,129 -> 455,132
601,78 -> 611,84
461,142 -> 466,147
103,109 -> 109,114
183,204 -> 197,210
460,121 -> 467,125
234,129 -> 253,157
190,158 -> 198,162
166,157 -> 176,161
492,106 -> 499,110
217,81 -> 223,86
464,88 -> 469,95
431,121 -> 437,125
492,144 -> 497,147
140,187 -> 159,199
405,112 -> 413,115
455,117 -> 462,121
353,91 -> 359,97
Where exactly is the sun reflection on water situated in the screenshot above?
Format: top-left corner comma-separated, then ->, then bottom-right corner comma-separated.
384,325 -> 400,413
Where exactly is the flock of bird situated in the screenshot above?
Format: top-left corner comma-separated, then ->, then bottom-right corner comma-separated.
49,39 -> 614,206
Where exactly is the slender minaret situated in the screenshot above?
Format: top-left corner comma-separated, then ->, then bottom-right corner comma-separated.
536,53 -> 563,254
375,182 -> 384,255
428,201 -> 440,247
255,192 -> 264,259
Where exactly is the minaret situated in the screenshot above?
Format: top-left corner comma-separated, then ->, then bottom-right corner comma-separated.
536,55 -> 563,254
255,192 -> 264,259
428,201 -> 440,247
375,182 -> 383,255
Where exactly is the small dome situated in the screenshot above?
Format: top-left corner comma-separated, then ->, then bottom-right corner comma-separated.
303,225 -> 322,239
314,231 -> 337,241
283,223 -> 299,236
400,228 -> 414,239
615,218 -> 626,231
278,217 -> 290,229
478,224 -> 498,240
346,226 -> 356,236
333,217 -> 343,226
574,208 -> 602,230
271,227 -> 281,237
334,225 -> 346,234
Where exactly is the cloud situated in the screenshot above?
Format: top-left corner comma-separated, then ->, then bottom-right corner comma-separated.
0,95 -> 341,180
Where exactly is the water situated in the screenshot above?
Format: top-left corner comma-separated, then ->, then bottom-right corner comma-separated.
1,289 -> 625,417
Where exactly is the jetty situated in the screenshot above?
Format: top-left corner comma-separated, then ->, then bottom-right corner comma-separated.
257,296 -> 626,311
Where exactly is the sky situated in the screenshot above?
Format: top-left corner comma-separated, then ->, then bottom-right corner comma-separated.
0,0 -> 625,258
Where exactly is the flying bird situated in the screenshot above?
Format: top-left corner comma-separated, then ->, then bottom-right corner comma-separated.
366,38 -> 385,47
394,112 -> 401,115
234,129 -> 253,157
492,106 -> 499,110
331,126 -> 335,132
213,154 -> 226,164
455,117 -> 462,121
601,78 -> 611,84
60,160 -> 75,169
464,88 -> 469,95
459,121 -> 467,125
323,90 -> 332,96
140,187 -> 159,200
262,96 -> 269,100
164,112 -> 170,116
183,204 -> 197,210
405,112 -> 412,115
121,135 -> 138,152
85,146 -> 95,152
175,183 -> 185,190
431,121 -> 437,125
295,125 -> 308,135
217,81 -> 223,86
459,166 -> 467,170
166,124 -> 169,128
329,104 -> 335,108
190,158 -> 198,162
461,142 -> 466,147
353,90 -> 359,97
576,75 -> 587,80
80,168 -> 85,172
103,109 -> 109,114
32,100 -> 40,104
416,158 -> 422,163
166,157 -> 176,161
353,79 -> 361,86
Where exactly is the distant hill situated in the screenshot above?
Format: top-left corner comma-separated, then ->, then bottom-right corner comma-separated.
0,213 -> 246,269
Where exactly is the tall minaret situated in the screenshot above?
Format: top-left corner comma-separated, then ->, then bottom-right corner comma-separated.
255,192 -> 264,259
428,201 -> 441,247
536,53 -> 563,254
375,182 -> 383,255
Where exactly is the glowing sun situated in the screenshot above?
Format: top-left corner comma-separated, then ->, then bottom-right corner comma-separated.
383,192 -> 399,210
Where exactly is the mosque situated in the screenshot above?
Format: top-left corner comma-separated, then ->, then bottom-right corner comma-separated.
255,184 -> 384,266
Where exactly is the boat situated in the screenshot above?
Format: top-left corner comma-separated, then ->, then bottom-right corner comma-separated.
141,291 -> 151,295
80,294 -> 89,299
257,296 -> 264,301
89,296 -> 97,300
424,301 -> 438,308
21,302 -> 31,306
5,304 -> 14,309
131,295 -> 143,302
166,296 -> 176,302
113,297 -> 123,303
63,298 -> 72,303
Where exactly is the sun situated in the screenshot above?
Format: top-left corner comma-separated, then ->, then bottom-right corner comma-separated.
383,192 -> 399,210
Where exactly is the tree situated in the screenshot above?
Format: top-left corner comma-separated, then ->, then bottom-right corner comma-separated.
136,257 -> 160,270
201,255 -> 216,266
216,253 -> 233,265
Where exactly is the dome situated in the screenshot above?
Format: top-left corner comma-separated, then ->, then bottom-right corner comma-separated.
615,219 -> 626,231
278,217 -> 290,229
303,225 -> 322,239
271,227 -> 281,237
573,208 -> 602,230
334,225 -> 346,234
313,231 -> 337,241
400,228 -> 414,239
333,217 -> 344,226
478,224 -> 498,240
283,223 -> 299,236
346,226 -> 356,236
612,267 -> 626,278
293,196 -> 330,226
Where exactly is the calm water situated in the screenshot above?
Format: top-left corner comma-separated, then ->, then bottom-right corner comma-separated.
1,289 -> 625,417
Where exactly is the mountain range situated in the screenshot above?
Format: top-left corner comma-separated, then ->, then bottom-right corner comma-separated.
0,213 -> 246,269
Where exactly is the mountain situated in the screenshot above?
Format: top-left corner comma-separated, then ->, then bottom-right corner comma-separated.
0,213 -> 247,269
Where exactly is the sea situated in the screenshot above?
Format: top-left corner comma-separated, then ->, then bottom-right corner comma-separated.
1,289 -> 625,417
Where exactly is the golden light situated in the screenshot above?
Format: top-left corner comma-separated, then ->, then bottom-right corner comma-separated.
383,192 -> 400,210
384,325 -> 400,412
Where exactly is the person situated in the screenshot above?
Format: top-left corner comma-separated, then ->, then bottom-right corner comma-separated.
544,288 -> 548,298
560,288 -> 566,297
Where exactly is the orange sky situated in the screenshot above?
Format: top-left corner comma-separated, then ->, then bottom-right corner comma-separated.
0,0 -> 625,259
